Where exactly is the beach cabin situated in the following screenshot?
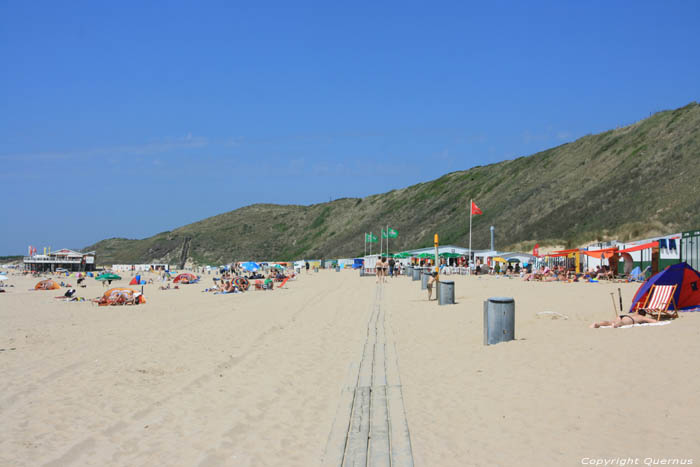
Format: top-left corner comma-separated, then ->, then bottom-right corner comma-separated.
24,249 -> 96,272
680,229 -> 700,271
583,234 -> 681,274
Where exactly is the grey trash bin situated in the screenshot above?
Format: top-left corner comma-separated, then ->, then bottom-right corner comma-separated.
360,269 -> 365,277
421,270 -> 429,290
483,297 -> 515,345
335,266 -> 340,272
438,281 -> 455,305
412,267 -> 420,281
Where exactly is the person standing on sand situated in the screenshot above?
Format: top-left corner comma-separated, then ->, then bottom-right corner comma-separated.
305,261 -> 309,273
388,257 -> 395,278
426,271 -> 437,300
375,257 -> 383,283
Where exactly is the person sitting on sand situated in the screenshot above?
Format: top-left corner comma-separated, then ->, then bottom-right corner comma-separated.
596,265 -> 614,280
590,310 -> 660,328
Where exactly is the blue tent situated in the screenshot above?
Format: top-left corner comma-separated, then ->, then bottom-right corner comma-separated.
241,261 -> 260,272
630,262 -> 700,312
352,258 -> 364,269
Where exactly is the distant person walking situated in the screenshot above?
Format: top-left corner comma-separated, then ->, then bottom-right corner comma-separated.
388,257 -> 396,278
305,261 -> 310,273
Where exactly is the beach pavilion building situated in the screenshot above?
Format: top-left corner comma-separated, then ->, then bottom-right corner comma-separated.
23,248 -> 96,272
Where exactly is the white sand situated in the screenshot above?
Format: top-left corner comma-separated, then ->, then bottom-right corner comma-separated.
1,269 -> 699,466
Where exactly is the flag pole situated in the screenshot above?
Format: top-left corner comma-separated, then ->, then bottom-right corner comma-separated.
364,232 -> 367,257
370,232 -> 372,256
387,224 -> 389,256
469,198 -> 473,274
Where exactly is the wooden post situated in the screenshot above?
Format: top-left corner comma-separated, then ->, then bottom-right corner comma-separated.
651,246 -> 660,274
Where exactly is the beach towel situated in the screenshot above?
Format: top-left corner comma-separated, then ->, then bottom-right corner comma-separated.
599,321 -> 672,329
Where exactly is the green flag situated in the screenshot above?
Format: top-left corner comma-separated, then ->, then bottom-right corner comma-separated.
382,229 -> 388,239
388,228 -> 398,238
369,233 -> 378,243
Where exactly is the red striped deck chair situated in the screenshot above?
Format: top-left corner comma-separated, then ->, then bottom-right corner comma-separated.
636,284 -> 678,320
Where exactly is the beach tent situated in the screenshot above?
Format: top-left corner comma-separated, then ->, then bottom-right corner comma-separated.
241,261 -> 260,272
97,288 -> 145,306
35,279 -> 61,290
129,275 -> 141,285
629,262 -> 700,313
173,272 -> 198,283
352,258 -> 364,269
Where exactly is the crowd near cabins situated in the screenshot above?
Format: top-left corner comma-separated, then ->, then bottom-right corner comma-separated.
17,229 -> 700,277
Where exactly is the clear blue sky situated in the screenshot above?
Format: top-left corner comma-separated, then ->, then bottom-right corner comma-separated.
1,1 -> 698,255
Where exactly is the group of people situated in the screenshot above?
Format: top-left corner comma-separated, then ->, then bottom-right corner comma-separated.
375,257 -> 400,283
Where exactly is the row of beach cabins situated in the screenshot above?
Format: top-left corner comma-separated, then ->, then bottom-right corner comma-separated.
17,229 -> 700,281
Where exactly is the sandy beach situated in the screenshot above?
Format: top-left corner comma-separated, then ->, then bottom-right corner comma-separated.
1,269 -> 699,466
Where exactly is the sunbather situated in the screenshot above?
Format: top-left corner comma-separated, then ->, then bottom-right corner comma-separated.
589,310 -> 660,328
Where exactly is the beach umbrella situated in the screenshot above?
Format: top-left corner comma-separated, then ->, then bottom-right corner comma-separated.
241,261 -> 260,272
271,264 -> 284,269
96,273 -> 122,281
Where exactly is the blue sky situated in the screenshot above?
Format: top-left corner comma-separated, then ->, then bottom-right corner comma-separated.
1,1 -> 699,255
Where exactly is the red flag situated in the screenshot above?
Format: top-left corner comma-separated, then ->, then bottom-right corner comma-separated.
470,201 -> 483,215
533,244 -> 539,257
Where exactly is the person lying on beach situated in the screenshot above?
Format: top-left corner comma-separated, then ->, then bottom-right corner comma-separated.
589,310 -> 660,328
523,266 -> 545,281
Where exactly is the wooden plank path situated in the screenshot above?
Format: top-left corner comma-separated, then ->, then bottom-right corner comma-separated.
323,284 -> 414,467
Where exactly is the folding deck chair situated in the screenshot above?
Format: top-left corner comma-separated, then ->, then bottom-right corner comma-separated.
635,284 -> 678,320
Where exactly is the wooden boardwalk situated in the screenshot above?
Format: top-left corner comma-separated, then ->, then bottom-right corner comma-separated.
323,284 -> 414,467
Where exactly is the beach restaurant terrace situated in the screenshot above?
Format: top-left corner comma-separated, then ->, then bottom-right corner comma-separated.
23,249 -> 96,272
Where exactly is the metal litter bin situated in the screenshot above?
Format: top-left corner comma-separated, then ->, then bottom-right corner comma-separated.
421,270 -> 429,289
483,297 -> 515,345
438,281 -> 455,305
412,267 -> 420,281
335,266 -> 340,272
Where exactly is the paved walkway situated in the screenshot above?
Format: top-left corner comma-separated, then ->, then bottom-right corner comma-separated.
323,284 -> 414,467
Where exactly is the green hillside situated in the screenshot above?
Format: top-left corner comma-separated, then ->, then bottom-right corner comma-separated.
86,102 -> 700,266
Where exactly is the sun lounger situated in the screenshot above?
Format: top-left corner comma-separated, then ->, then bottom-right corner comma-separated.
634,284 -> 678,320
